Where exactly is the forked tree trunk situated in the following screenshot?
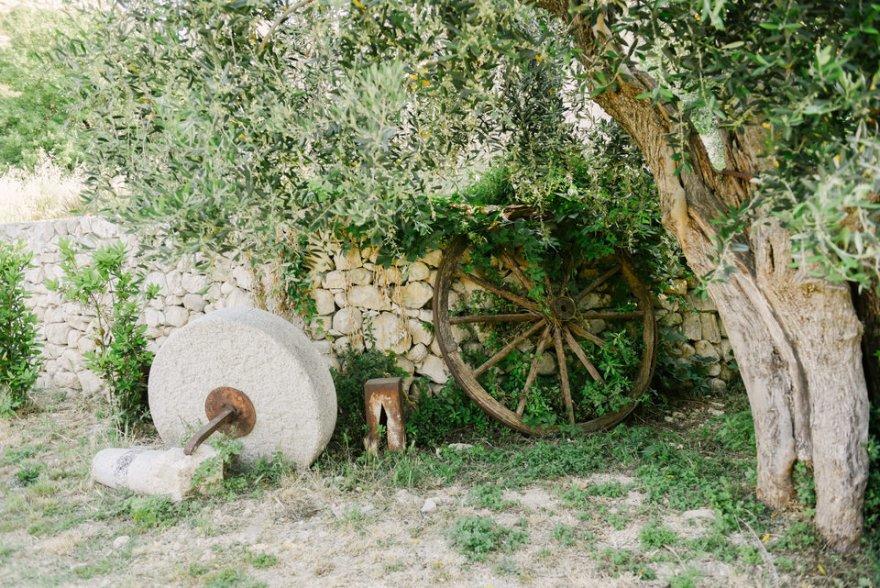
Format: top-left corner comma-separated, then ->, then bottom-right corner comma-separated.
537,0 -> 871,551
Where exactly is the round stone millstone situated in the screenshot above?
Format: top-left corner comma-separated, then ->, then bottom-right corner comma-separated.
148,307 -> 337,468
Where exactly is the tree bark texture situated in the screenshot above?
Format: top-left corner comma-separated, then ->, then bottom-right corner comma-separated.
538,1 -> 870,551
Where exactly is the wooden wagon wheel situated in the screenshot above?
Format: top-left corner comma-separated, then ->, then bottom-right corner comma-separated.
432,235 -> 658,435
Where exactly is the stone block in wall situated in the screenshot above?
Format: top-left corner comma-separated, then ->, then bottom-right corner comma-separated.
417,354 -> 447,384
407,319 -> 433,346
231,266 -> 253,291
322,270 -> 347,290
332,307 -> 362,335
348,268 -> 372,286
348,285 -> 389,310
334,248 -> 362,270
407,343 -> 429,363
422,250 -> 443,267
694,340 -> 719,362
709,378 -> 727,393
374,266 -> 403,285
183,293 -> 206,313
399,281 -> 433,309
224,286 -> 253,308
44,323 -> 71,345
700,313 -> 721,343
682,313 -> 702,341
666,279 -> 688,296
406,261 -> 430,282
371,312 -> 411,354
312,289 -> 335,315
164,306 -> 189,328
309,315 -> 331,339
396,356 -> 415,375
687,292 -> 716,312
181,272 -> 207,295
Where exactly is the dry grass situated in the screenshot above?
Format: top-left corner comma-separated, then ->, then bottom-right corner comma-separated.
0,154 -> 83,223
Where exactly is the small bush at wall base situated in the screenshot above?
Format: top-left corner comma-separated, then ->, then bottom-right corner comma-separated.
48,240 -> 157,433
405,380 -> 496,447
0,241 -> 41,415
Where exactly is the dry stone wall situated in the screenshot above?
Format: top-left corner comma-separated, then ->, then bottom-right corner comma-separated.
1,216 -> 735,395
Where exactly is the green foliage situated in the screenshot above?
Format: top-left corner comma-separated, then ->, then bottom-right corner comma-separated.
125,496 -> 180,530
0,241 -> 41,414
701,409 -> 756,454
405,380 -> 496,447
62,1 -> 682,289
639,521 -> 679,550
48,240 -> 157,433
448,516 -> 528,562
248,552 -> 278,569
578,331 -> 639,416
468,484 -> 516,511
793,461 -> 817,510
596,548 -> 656,580
15,462 -> 41,486
329,348 -> 407,453
204,568 -> 265,588
0,8 -> 82,169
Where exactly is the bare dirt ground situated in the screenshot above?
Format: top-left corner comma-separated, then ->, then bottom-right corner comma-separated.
4,387 -> 865,587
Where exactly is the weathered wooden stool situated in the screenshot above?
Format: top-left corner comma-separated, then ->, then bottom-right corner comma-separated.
363,377 -> 406,454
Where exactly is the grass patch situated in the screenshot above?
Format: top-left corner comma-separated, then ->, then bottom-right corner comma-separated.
449,516 -> 528,562
595,547 -> 656,580
639,520 -> 679,549
204,568 -> 266,588
468,483 -> 516,511
15,462 -> 41,486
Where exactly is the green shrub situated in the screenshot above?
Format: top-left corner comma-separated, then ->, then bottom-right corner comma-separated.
0,241 -> 41,414
405,380 -> 496,446
0,8 -> 83,170
449,516 -> 528,561
48,240 -> 157,433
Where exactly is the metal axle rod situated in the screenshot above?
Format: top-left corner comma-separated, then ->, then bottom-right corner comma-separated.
184,406 -> 236,456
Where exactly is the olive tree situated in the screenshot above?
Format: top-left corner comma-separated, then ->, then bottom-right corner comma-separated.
66,0 -> 879,550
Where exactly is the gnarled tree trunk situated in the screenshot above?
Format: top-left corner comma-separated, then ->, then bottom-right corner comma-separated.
537,1 -> 871,551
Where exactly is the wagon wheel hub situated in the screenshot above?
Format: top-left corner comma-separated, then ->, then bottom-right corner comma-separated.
550,295 -> 577,322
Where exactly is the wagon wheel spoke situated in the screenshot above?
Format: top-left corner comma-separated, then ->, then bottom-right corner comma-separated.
474,320 -> 546,378
568,321 -> 605,348
460,271 -> 541,313
499,250 -> 534,292
449,313 -> 540,325
516,324 -> 552,417
553,327 -> 576,424
580,310 -> 644,321
576,265 -> 620,306
564,327 -> 605,384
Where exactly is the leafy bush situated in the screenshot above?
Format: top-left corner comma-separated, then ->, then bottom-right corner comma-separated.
0,241 -> 41,414
48,240 -> 157,433
405,380 -> 497,447
0,8 -> 83,170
